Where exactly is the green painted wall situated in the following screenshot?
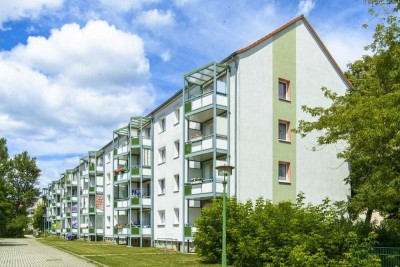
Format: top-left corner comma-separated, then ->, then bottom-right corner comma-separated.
272,23 -> 297,203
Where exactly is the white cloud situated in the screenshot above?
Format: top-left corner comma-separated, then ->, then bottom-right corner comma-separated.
160,49 -> 171,62
0,20 -> 155,165
297,0 -> 316,16
136,9 -> 175,29
0,0 -> 64,29
10,20 -> 149,88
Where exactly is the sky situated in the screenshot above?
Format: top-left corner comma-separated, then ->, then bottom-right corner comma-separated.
0,0 -> 375,189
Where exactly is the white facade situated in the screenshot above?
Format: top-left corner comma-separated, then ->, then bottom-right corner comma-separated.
45,15 -> 350,249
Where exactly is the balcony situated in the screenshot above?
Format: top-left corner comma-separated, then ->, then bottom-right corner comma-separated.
114,226 -> 151,236
184,225 -> 197,238
114,199 -> 130,210
185,135 -> 228,161
131,166 -> 151,179
114,172 -> 129,183
185,179 -> 223,199
131,197 -> 151,207
185,92 -> 228,122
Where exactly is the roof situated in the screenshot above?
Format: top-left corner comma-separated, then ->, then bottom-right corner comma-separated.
223,14 -> 351,87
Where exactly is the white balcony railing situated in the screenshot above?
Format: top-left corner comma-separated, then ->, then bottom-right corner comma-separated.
187,92 -> 227,112
187,135 -> 227,154
187,179 -> 223,195
115,199 -> 129,209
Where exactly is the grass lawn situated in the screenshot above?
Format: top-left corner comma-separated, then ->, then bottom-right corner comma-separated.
39,237 -> 220,267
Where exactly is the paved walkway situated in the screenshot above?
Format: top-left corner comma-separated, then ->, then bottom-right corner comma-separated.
0,236 -> 98,267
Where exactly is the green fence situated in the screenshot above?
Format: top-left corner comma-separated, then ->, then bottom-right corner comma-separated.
374,247 -> 400,267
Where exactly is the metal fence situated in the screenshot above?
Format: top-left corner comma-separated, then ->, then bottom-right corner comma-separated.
374,247 -> 400,267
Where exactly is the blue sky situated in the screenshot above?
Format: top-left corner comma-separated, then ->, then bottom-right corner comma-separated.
0,0 -> 375,188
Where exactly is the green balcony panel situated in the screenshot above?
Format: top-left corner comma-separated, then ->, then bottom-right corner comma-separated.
113,148 -> 117,155
114,227 -> 118,234
114,202 -> 117,208
131,198 -> 140,205
66,212 -> 71,217
67,229 -> 71,232
185,102 -> 192,113
131,227 -> 139,235
184,184 -> 192,196
89,187 -> 95,192
89,228 -> 95,234
131,168 -> 140,175
66,181 -> 71,185
89,165 -> 95,171
185,143 -> 192,154
89,207 -> 95,213
131,137 -> 140,146
184,226 -> 192,237
66,196 -> 70,201
114,175 -> 117,182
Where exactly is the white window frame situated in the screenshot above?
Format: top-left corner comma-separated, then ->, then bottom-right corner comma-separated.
173,208 -> 179,226
173,174 -> 179,192
174,108 -> 180,125
158,147 -> 166,164
278,120 -> 290,142
278,161 -> 291,183
174,140 -> 180,159
158,178 -> 165,195
158,210 -> 165,225
159,118 -> 166,133
278,78 -> 290,101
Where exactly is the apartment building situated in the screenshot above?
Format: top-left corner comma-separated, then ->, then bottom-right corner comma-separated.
44,15 -> 350,251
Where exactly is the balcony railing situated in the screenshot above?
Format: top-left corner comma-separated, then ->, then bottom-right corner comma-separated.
185,91 -> 227,113
184,224 -> 197,237
185,135 -> 227,155
185,179 -> 223,196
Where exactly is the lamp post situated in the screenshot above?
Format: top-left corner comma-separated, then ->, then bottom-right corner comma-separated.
215,164 -> 234,267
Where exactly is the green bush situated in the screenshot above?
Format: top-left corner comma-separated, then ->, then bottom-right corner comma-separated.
194,195 -> 381,266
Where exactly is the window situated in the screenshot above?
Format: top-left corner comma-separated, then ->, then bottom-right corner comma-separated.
158,147 -> 166,164
278,79 -> 290,101
159,118 -> 166,133
174,174 -> 180,192
174,140 -> 180,158
173,208 -> 179,226
174,108 -> 180,125
158,210 -> 165,225
278,120 -> 290,141
158,179 -> 165,195
107,173 -> 110,184
278,162 -> 291,183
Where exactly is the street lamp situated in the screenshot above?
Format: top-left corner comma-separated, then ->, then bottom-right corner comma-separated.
215,164 -> 234,267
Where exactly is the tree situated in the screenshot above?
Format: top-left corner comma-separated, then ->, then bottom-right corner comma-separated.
194,196 -> 380,266
0,138 -> 41,237
295,0 -> 400,222
32,200 -> 46,231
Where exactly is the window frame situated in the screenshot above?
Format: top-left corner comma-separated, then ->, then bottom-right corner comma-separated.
173,174 -> 180,192
278,161 -> 291,183
174,108 -> 180,125
158,147 -> 166,165
278,120 -> 291,142
158,178 -> 166,195
174,140 -> 180,159
158,210 -> 165,225
159,117 -> 166,133
278,78 -> 291,101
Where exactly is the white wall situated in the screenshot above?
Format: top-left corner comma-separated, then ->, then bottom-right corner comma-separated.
153,96 -> 183,242
295,20 -> 350,204
235,39 -> 274,202
104,147 -> 114,238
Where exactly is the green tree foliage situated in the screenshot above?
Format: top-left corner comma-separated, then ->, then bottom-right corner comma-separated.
32,200 -> 46,231
194,196 -> 380,266
295,0 -> 400,222
0,138 -> 41,237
